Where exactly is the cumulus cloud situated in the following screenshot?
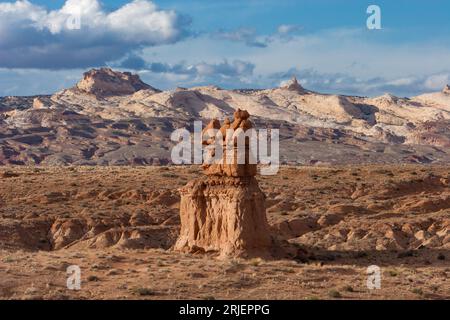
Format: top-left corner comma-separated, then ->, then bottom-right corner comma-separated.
0,0 -> 191,69
277,24 -> 302,35
213,24 -> 303,48
119,54 -> 148,70
214,28 -> 267,48
118,53 -> 255,78
276,24 -> 303,40
3,10 -> 450,98
194,60 -> 255,77
110,53 -> 256,89
424,73 -> 450,90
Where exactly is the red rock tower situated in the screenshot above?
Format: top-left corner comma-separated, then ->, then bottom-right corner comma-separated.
174,109 -> 274,258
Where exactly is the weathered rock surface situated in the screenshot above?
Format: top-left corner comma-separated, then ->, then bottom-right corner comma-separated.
202,109 -> 257,177
175,111 -> 277,258
281,76 -> 305,92
174,176 -> 273,258
75,68 -> 158,97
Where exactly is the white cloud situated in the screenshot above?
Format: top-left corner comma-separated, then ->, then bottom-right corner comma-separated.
136,27 -> 450,96
237,28 -> 450,81
106,0 -> 183,43
0,0 -> 190,69
44,0 -> 103,34
214,28 -> 267,48
213,24 -> 303,48
424,73 -> 450,90
2,8 -> 450,98
117,54 -> 255,85
385,77 -> 417,86
277,24 -> 303,36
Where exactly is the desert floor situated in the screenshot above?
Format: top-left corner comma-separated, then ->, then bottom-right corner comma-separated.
0,165 -> 449,300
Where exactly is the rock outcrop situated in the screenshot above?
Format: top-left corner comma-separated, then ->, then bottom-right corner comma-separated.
443,84 -> 450,94
75,68 -> 158,97
202,109 -> 257,177
175,176 -> 273,258
281,76 -> 305,92
32,98 -> 47,109
174,110 -> 274,258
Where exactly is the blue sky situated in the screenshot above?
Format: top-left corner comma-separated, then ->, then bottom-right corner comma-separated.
1,0 -> 450,96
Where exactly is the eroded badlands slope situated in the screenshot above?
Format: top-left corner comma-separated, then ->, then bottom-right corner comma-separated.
0,166 -> 448,299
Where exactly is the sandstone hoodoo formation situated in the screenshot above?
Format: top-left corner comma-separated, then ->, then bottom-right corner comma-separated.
174,110 -> 274,258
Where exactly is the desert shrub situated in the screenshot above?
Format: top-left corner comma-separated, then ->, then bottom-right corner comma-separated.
412,288 -> 423,296
249,258 -> 263,266
87,275 -> 100,282
343,285 -> 354,292
133,287 -> 156,296
162,173 -> 178,178
388,270 -> 398,277
328,289 -> 341,298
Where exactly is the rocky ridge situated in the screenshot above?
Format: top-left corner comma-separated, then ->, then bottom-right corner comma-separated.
1,68 -> 450,165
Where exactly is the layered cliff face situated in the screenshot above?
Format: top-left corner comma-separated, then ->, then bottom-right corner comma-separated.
174,110 -> 275,258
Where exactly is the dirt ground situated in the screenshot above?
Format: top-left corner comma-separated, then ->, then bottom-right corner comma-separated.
0,165 -> 449,300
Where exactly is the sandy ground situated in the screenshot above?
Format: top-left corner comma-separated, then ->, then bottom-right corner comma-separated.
0,165 -> 449,300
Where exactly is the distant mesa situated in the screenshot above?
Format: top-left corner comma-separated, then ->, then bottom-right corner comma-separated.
280,76 -> 305,92
75,67 -> 160,97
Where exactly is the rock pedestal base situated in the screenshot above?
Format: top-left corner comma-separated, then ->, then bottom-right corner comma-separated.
174,176 -> 274,258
